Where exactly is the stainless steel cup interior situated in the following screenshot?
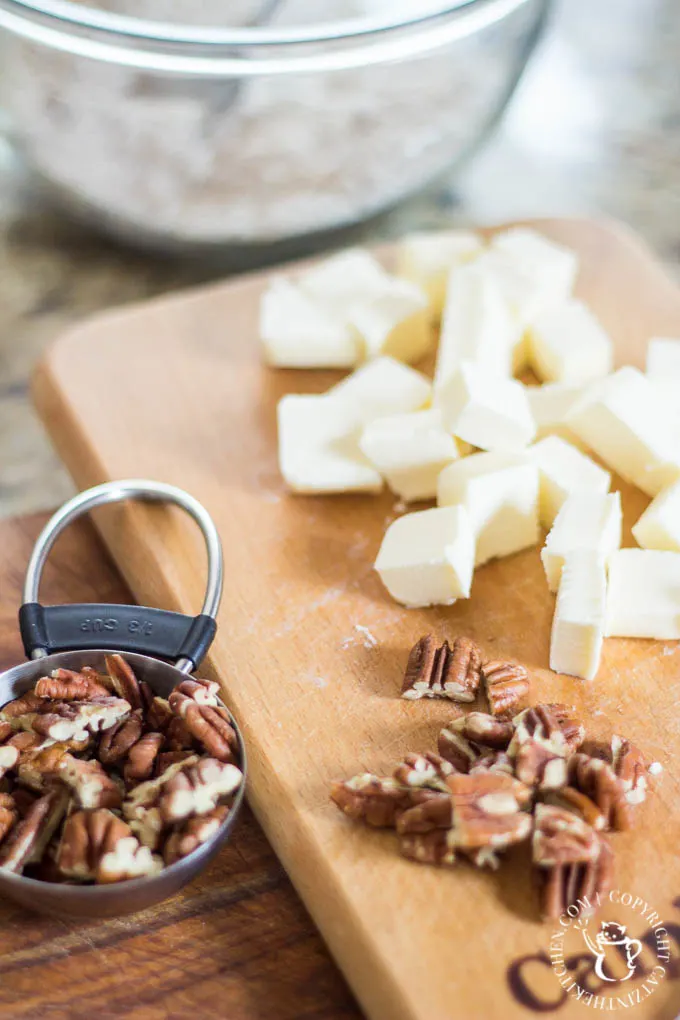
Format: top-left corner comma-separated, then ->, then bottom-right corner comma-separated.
0,479 -> 246,918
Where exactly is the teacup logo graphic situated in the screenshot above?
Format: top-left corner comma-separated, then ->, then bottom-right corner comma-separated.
582,920 -> 643,983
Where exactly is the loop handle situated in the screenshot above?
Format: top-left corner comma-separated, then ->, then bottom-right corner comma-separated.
19,480 -> 223,673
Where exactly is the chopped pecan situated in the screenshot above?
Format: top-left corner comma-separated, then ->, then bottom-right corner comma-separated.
537,831 -> 614,920
543,788 -> 607,831
163,805 -> 230,866
469,750 -> 514,777
482,660 -> 531,718
139,685 -> 173,733
35,668 -> 111,701
401,635 -> 481,702
437,726 -> 483,773
0,789 -> 68,874
396,794 -> 452,834
393,752 -> 455,792
446,773 -> 532,850
611,736 -> 647,805
98,711 -> 144,766
514,741 -> 568,791
400,830 -> 456,867
533,804 -> 601,867
451,712 -> 513,750
331,774 -> 417,828
0,794 -> 18,846
168,692 -> 237,763
105,654 -> 142,710
568,753 -> 632,831
123,732 -> 164,786
57,809 -> 162,883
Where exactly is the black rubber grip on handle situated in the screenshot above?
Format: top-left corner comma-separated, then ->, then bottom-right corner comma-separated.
19,603 -> 216,667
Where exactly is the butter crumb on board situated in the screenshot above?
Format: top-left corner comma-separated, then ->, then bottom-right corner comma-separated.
264,229 -> 680,680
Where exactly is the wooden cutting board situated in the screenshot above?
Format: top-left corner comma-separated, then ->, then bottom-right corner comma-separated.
33,219 -> 680,1020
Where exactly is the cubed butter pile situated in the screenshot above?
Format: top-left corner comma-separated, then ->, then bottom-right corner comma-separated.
264,229 -> 680,683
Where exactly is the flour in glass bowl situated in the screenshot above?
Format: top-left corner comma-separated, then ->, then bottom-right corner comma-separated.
0,0 -> 539,246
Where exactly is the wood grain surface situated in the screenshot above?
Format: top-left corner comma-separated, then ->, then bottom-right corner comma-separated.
32,219 -> 680,1020
0,513 -> 359,1020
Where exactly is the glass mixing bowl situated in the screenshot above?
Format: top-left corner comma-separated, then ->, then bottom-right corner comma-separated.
0,0 -> 551,256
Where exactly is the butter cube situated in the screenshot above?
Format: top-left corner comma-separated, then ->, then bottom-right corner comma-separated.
647,337 -> 680,377
359,410 -> 460,502
299,248 -> 432,364
486,228 -> 579,324
395,230 -> 483,315
437,451 -> 539,566
329,357 -> 431,421
542,491 -> 622,592
606,549 -> 680,639
529,436 -> 611,529
374,505 -> 475,607
525,382 -> 585,444
550,552 -> 606,681
439,362 -> 536,453
433,264 -> 519,400
260,278 -> 360,369
567,367 -> 680,496
277,394 -> 382,494
632,480 -> 680,552
528,299 -> 613,384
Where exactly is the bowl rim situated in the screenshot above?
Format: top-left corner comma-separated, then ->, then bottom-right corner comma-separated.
0,0 -> 516,46
0,648 -> 248,900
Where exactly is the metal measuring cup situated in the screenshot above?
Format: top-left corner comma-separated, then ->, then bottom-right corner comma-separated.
0,479 -> 246,917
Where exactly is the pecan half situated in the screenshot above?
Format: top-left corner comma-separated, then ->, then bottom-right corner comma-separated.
538,833 -> 614,920
508,703 -> 582,759
393,752 -> 455,792
401,635 -> 481,702
158,758 -> 243,825
60,757 -> 124,811
568,753 -> 632,831
98,711 -> 144,766
400,830 -> 456,867
482,660 -> 531,718
0,722 -> 14,744
331,774 -> 417,828
0,794 -> 18,846
446,773 -> 532,850
105,654 -> 142,710
174,678 -> 221,706
450,712 -> 513,750
168,693 -> 237,763
165,716 -> 195,751
123,732 -> 164,786
35,668 -> 111,701
0,691 -> 42,722
163,805 -> 229,866
123,757 -> 199,848
57,809 -> 162,883
0,789 -> 68,874
542,788 -> 607,831
437,727 -> 483,773
33,697 -> 130,743
18,743 -> 72,791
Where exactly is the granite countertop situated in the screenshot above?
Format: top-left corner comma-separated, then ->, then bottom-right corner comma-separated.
0,0 -> 679,518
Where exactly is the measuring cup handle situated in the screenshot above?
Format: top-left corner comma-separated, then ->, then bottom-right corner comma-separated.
18,479 -> 224,673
